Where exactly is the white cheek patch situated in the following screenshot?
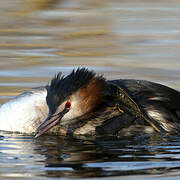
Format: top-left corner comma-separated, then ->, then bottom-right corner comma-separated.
61,108 -> 83,122
60,96 -> 84,125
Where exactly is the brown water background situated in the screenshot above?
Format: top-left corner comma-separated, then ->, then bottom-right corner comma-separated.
0,0 -> 180,179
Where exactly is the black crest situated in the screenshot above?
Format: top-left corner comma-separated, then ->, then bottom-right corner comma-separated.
46,68 -> 106,113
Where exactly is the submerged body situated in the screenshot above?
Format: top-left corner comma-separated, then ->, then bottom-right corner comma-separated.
0,68 -> 180,136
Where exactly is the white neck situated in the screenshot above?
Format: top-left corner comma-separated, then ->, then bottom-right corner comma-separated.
0,87 -> 48,134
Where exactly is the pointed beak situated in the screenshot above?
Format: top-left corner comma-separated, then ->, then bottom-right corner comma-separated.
34,108 -> 69,138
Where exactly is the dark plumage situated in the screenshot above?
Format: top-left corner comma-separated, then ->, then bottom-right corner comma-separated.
35,68 -> 180,137
46,68 -> 106,114
110,79 -> 180,132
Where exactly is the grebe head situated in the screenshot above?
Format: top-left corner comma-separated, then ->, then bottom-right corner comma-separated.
35,68 -> 108,137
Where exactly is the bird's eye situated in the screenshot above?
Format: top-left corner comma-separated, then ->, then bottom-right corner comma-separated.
65,101 -> 71,109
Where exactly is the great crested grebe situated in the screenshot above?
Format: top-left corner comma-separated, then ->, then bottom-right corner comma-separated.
0,68 -> 179,137
34,68 -> 180,137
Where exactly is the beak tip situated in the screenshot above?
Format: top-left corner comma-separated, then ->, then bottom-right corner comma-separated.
34,109 -> 67,138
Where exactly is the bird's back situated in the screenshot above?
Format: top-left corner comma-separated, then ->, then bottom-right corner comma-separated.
109,79 -> 180,132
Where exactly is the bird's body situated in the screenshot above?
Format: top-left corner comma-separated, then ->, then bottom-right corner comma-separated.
35,68 -> 180,137
0,68 -> 180,137
0,87 -> 48,133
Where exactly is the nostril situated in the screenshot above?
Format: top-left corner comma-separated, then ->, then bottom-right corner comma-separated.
65,101 -> 71,109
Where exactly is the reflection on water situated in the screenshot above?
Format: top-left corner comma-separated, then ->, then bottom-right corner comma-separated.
0,0 -> 180,179
1,132 -> 180,179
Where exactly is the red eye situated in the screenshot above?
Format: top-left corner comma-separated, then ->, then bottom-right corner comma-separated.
65,101 -> 71,109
